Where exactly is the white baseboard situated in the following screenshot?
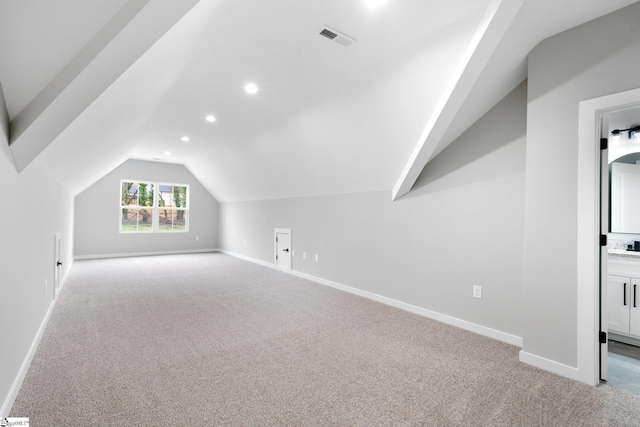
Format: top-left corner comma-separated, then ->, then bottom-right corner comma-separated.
74,248 -> 219,260
518,350 -> 584,383
2,258 -> 80,417
221,250 -> 523,347
222,250 -> 291,272
1,299 -> 57,417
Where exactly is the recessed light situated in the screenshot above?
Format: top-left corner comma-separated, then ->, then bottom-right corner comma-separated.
180,136 -> 190,142
164,151 -> 171,156
206,115 -> 216,122
244,83 -> 258,94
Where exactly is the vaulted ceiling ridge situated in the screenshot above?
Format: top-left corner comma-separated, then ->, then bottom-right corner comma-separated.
7,0 -> 201,173
392,0 -> 524,201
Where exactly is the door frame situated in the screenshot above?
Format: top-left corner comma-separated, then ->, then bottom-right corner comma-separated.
578,87 -> 640,385
274,228 -> 292,270
599,113 -> 609,382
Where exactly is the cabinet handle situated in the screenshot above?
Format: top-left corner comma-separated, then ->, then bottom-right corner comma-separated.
624,283 -> 627,306
635,284 -> 637,308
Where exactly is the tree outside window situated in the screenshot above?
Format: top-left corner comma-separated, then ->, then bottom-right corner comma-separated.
158,184 -> 188,231
120,180 -> 189,233
121,181 -> 154,232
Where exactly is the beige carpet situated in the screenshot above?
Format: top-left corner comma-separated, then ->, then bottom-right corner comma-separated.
10,253 -> 640,426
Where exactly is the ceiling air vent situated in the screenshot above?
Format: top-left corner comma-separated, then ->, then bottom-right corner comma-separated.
319,25 -> 356,47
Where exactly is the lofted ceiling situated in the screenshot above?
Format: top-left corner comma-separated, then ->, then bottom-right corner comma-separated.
1,0 -> 638,202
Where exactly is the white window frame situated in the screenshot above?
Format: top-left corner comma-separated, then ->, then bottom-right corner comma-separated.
156,182 -> 190,233
119,179 -> 190,233
119,180 -> 156,233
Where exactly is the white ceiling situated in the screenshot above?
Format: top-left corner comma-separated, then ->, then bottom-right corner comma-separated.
1,0 -> 638,202
0,0 -> 130,119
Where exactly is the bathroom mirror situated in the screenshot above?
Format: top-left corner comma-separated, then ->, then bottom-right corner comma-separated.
610,152 -> 640,234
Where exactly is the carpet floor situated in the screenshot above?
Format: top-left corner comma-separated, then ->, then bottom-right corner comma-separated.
10,253 -> 640,426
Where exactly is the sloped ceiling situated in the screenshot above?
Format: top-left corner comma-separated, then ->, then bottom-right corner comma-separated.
1,0 -> 637,202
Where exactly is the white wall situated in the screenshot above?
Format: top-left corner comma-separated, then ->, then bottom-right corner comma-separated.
0,150 -> 74,415
523,1 -> 640,367
74,159 -> 219,258
220,81 -> 527,339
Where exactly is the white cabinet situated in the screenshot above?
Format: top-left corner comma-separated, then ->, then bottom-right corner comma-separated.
608,274 -> 640,337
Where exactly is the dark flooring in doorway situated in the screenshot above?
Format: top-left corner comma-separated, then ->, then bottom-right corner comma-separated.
608,340 -> 640,396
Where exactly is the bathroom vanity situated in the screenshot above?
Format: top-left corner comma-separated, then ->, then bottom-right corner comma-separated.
608,252 -> 640,346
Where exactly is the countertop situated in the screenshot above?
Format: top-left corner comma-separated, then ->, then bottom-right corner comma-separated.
608,249 -> 640,258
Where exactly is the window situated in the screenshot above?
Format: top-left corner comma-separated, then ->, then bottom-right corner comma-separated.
120,180 -> 189,233
158,184 -> 188,231
121,181 -> 154,232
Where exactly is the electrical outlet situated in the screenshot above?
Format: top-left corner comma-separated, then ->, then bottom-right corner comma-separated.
292,250 -> 295,257
315,254 -> 319,262
244,240 -> 246,246
303,252 -> 307,259
44,279 -> 47,293
473,285 -> 482,299
195,236 -> 200,241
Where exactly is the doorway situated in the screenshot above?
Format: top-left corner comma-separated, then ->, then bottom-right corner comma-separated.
576,86 -> 640,387
274,228 -> 291,269
602,105 -> 640,396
